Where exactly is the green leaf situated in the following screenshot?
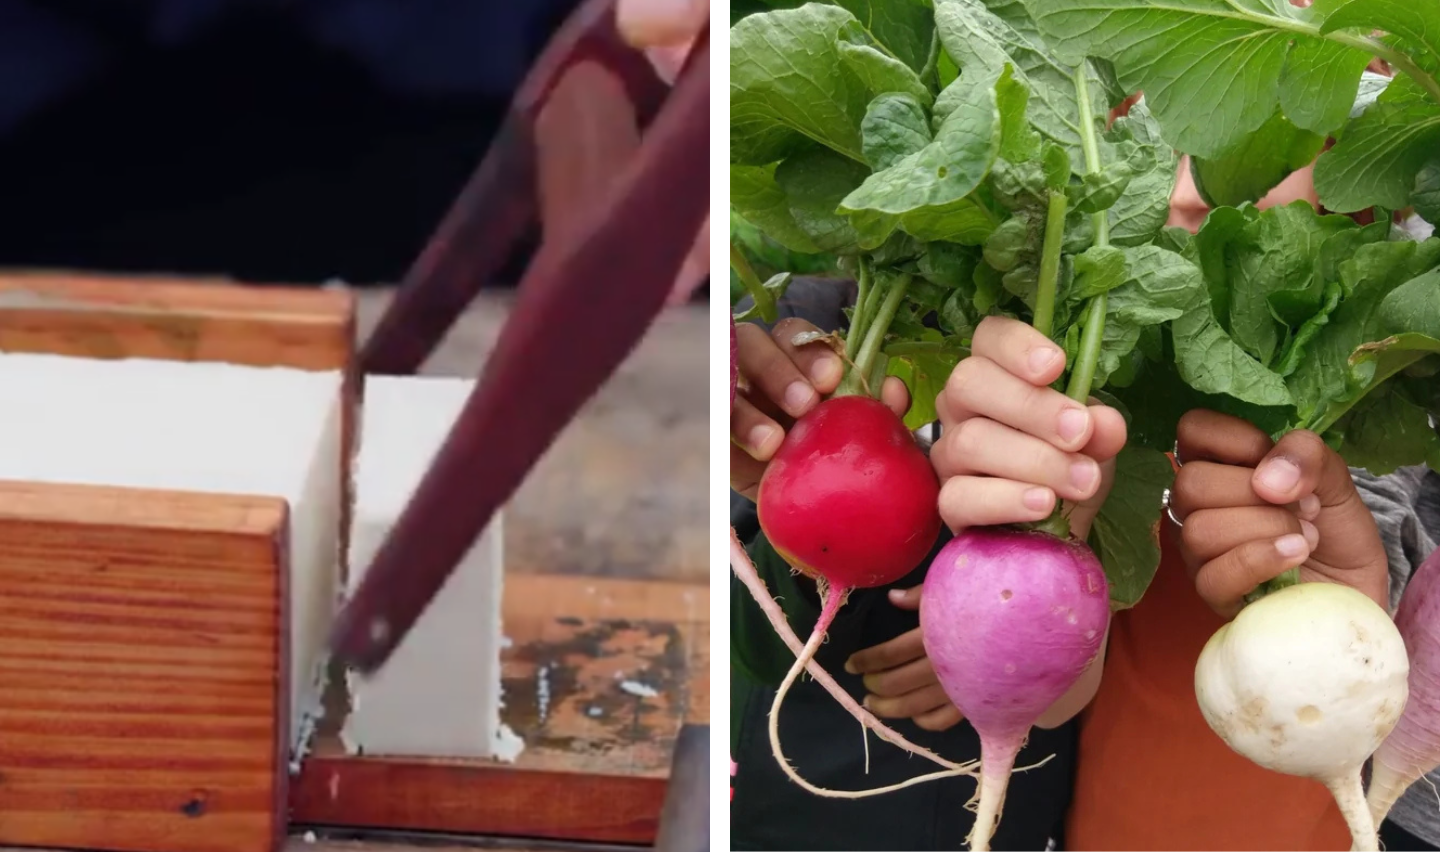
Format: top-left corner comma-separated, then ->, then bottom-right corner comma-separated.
830,0 -> 938,72
731,164 -> 826,254
840,69 -> 1003,232
1193,204 -> 1260,331
974,261 -> 1005,312
940,289 -> 978,335
1274,281 -> 1343,377
838,40 -> 935,107
1318,0 -> 1440,69
1069,159 -> 1135,214
1287,242 -> 1440,422
1027,0 -> 1370,157
919,241 -> 982,290
995,65 -> 1043,161
1172,304 -> 1293,407
1110,245 -> 1207,322
1190,111 -> 1327,208
861,93 -> 934,170
1104,100 -> 1179,247
1087,445 -> 1175,610
1413,160 -> 1440,226
935,0 -> 1105,172
1313,75 -> 1440,213
1278,37 -> 1375,137
1327,383 -> 1440,475
774,147 -> 874,254
887,329 -> 962,429
983,215 -> 1033,272
1071,245 -> 1128,298
730,5 -> 871,165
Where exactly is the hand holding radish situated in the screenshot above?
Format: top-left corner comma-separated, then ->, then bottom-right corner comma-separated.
1172,412 -> 1407,850
931,317 -> 1127,538
730,318 -> 909,501
1170,410 -> 1391,617
845,586 -> 965,733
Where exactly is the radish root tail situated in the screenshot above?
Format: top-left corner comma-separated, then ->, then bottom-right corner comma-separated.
730,527 -> 976,775
966,743 -> 1019,852
1329,772 -> 1379,852
1365,760 -> 1412,829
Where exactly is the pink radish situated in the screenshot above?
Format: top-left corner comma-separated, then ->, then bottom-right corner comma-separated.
1367,547 -> 1440,827
921,528 -> 1110,851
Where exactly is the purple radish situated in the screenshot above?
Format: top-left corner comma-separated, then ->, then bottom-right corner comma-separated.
921,528 -> 1110,851
1367,547 -> 1440,826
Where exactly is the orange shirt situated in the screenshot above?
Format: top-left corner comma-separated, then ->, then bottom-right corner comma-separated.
1065,528 -> 1350,851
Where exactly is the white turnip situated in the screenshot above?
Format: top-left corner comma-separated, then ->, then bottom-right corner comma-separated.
1367,547 -> 1440,828
920,528 -> 1111,851
1194,582 -> 1409,852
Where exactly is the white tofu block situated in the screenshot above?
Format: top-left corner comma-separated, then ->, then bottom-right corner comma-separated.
0,353 -> 344,756
342,375 -> 511,759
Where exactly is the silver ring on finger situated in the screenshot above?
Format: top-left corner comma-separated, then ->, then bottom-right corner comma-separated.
1161,487 -> 1184,528
1172,440 -> 1183,467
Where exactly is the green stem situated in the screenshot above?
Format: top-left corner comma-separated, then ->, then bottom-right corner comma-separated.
1033,190 -> 1069,339
731,244 -> 777,324
1065,292 -> 1108,403
846,257 -> 876,361
1330,31 -> 1440,106
836,274 -> 911,398
1248,567 -> 1301,604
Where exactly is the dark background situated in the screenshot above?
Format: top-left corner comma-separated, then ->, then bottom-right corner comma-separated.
0,3 -> 580,288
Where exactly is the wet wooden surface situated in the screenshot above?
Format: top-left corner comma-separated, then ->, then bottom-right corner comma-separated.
295,573 -> 708,844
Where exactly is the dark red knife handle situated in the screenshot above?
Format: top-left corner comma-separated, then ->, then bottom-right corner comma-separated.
360,0 -> 671,377
331,31 -> 710,672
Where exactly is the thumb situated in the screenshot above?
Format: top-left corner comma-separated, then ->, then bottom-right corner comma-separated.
887,586 -> 922,610
1252,430 -> 1355,508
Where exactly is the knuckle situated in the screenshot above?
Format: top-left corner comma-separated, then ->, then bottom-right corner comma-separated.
948,417 -> 987,462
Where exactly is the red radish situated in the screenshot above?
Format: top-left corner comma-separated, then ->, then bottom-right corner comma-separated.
758,394 -> 942,589
1367,547 -> 1440,827
921,529 -> 1110,851
752,393 -> 958,796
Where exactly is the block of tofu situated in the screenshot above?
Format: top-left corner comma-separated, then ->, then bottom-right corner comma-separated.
342,375 -> 511,759
0,352 -> 345,755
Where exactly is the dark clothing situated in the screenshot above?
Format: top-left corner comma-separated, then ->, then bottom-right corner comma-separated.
730,277 -> 1077,851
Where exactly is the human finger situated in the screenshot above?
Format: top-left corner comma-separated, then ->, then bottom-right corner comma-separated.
845,628 -> 924,675
969,315 -> 1068,387
860,656 -> 938,698
1194,535 -> 1313,616
735,321 -> 821,420
864,683 -> 952,720
1180,506 -> 1317,568
616,0 -> 708,49
938,475 -> 1056,533
1080,403 -> 1128,463
1176,409 -> 1274,467
914,703 -> 965,732
770,317 -> 846,396
940,356 -> 1094,452
932,418 -> 1102,503
881,376 -> 912,420
1252,429 -> 1358,509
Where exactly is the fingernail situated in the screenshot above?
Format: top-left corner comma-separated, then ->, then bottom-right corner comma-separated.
1029,346 -> 1061,374
1023,487 -> 1053,512
810,356 -> 841,387
1297,494 -> 1321,519
1058,408 -> 1089,443
1300,519 -> 1319,549
888,588 -> 907,603
1070,459 -> 1099,491
747,424 -> 776,453
1257,458 -> 1300,493
862,695 -> 873,709
1276,534 -> 1309,559
783,380 -> 816,414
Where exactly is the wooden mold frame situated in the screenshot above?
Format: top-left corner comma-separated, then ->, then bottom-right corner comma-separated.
0,272 -> 708,851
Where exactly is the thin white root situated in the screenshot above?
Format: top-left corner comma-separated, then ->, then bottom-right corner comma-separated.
1366,759 -> 1416,829
731,527 -> 974,773
766,581 -> 975,798
966,746 -> 1018,852
1329,772 -> 1380,852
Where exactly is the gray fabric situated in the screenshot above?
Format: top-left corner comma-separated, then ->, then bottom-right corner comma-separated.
1353,465 -> 1440,846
